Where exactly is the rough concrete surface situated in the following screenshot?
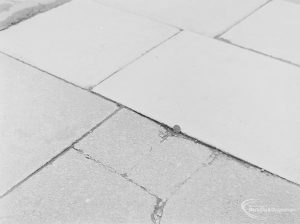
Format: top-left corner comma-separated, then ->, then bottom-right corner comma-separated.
1,0 -> 300,223
75,109 -> 168,174
0,53 -> 117,196
95,30 -> 300,184
0,0 -> 71,30
75,109 -> 214,199
161,154 -> 300,224
0,150 -> 155,224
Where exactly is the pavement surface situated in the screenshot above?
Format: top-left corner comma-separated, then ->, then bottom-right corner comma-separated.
0,0 -> 300,223
0,0 -> 70,30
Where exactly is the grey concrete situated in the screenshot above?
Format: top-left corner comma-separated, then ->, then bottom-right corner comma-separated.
75,109 -> 169,174
0,53 -> 117,196
128,137 -> 215,199
0,0 -> 71,30
75,109 -> 213,199
162,154 -> 300,224
0,150 -> 155,224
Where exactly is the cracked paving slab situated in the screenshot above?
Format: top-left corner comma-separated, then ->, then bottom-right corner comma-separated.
75,109 -> 213,200
0,0 -> 71,30
0,149 -> 156,224
95,30 -> 300,184
0,53 -> 117,196
161,154 -> 300,224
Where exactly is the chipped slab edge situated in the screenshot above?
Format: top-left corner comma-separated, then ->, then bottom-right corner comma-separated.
0,0 -> 71,30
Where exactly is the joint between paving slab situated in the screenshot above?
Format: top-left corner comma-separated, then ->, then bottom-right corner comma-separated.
168,150 -> 221,201
94,96 -> 300,189
90,29 -> 183,89
73,146 -> 160,199
0,51 -> 122,108
0,50 -> 90,91
91,0 -> 183,31
73,144 -> 168,224
1,51 -> 299,191
214,0 -> 273,38
0,107 -> 121,200
73,146 -> 120,174
217,37 -> 300,69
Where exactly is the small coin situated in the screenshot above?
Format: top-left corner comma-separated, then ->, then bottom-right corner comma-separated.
173,125 -> 181,133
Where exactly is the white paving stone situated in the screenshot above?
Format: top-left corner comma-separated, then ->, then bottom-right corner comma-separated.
222,0 -> 300,66
95,0 -> 267,37
162,154 -> 300,224
0,0 -> 177,88
0,53 -> 117,196
0,150 -> 155,224
75,109 -> 213,199
95,31 -> 300,184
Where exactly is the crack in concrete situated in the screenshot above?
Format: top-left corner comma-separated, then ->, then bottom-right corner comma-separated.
151,198 -> 167,224
170,150 -> 220,198
203,150 -> 220,167
158,126 -> 183,143
73,146 -> 169,224
73,147 -> 159,199
73,147 -> 117,174
2,37 -> 300,210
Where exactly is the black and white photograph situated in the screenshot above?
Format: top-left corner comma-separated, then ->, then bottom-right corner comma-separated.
0,0 -> 299,223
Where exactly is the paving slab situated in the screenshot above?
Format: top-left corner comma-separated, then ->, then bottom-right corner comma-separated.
0,0 -> 177,88
0,0 -> 70,30
127,137 -> 215,199
161,154 -> 300,224
75,109 -> 167,174
222,0 -> 300,67
95,0 -> 268,37
0,149 -> 155,224
75,109 -> 213,199
0,53 -> 117,196
94,31 -> 300,184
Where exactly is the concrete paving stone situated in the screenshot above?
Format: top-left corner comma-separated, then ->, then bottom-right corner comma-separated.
75,108 -> 213,199
0,0 -> 70,30
0,53 -> 117,196
95,0 -> 268,37
127,137 -> 214,199
0,0 -> 177,88
222,0 -> 300,66
94,31 -> 300,184
75,109 -> 168,174
161,154 -> 300,224
0,150 -> 155,224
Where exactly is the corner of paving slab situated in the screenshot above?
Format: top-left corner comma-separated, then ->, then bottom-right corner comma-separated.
0,0 -> 72,30
73,145 -> 166,224
69,105 -> 300,223
72,110 -> 224,224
